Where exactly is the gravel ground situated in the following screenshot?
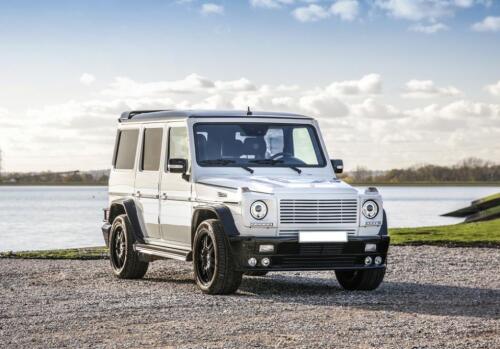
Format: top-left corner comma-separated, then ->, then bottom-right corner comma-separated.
0,246 -> 499,349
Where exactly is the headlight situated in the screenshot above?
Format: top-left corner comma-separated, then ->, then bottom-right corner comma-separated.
250,200 -> 268,220
362,200 -> 379,219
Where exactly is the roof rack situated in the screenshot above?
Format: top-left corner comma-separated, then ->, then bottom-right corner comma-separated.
119,110 -> 170,122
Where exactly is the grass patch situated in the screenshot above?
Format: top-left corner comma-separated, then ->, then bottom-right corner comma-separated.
0,247 -> 108,260
389,219 -> 500,247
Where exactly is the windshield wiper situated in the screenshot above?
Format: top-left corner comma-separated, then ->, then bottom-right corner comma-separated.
200,159 -> 254,174
249,159 -> 301,174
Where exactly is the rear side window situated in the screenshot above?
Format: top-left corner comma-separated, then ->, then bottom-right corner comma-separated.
141,128 -> 163,171
114,129 -> 139,170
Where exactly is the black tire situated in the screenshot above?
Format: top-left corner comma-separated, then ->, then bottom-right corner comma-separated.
335,268 -> 386,291
245,271 -> 269,277
109,214 -> 149,279
193,219 -> 243,294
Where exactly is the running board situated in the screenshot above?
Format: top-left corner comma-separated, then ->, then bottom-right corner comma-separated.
135,243 -> 191,261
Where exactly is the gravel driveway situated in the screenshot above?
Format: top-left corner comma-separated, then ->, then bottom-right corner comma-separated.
0,245 -> 499,348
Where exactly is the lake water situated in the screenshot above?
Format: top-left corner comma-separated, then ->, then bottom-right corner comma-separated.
1,185 -> 499,252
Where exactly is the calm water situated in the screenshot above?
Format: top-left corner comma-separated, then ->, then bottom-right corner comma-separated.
0,185 -> 499,252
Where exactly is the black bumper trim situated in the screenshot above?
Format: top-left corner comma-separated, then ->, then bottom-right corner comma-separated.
228,235 -> 390,272
102,223 -> 112,248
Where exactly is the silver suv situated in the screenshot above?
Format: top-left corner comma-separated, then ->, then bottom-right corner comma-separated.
102,110 -> 389,294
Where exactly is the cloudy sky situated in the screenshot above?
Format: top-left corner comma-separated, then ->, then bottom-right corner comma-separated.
1,0 -> 499,172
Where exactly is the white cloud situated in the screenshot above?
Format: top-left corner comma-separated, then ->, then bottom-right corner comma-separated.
298,93 -> 349,117
292,4 -> 329,22
409,22 -> 449,34
101,74 -> 215,97
402,79 -> 461,98
201,3 -> 224,15
485,80 -> 500,96
250,0 -> 294,9
330,0 -> 359,21
214,78 -> 257,91
471,16 -> 500,32
326,74 -> 382,95
374,0 -> 488,22
80,73 -> 96,86
351,98 -> 402,119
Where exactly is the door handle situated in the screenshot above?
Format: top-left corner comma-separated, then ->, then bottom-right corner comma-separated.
161,193 -> 167,200
134,191 -> 141,198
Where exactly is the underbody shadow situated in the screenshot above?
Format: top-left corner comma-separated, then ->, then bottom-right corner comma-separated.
238,274 -> 500,320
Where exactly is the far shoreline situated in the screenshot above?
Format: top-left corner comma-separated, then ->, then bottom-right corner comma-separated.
1,182 -> 500,187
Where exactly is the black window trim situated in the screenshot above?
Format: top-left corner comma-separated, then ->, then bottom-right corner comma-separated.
139,127 -> 164,172
193,122 -> 327,168
113,128 -> 140,171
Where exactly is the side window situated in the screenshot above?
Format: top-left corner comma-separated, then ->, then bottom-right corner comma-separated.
114,129 -> 139,170
141,128 -> 163,171
168,127 -> 189,160
292,127 -> 319,165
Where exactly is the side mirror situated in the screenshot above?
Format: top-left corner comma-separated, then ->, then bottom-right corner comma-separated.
168,158 -> 187,173
331,159 -> 344,174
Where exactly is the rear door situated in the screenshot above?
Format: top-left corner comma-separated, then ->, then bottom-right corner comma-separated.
159,122 -> 192,248
134,126 -> 164,241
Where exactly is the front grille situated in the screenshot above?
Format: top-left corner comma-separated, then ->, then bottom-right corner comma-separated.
279,199 -> 358,224
276,256 -> 362,268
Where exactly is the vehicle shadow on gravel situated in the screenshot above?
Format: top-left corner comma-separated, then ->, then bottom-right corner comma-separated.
238,275 -> 500,320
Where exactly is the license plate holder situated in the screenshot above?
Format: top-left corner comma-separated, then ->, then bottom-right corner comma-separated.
299,231 -> 348,243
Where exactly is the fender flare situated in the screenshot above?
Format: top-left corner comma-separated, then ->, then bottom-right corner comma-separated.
378,209 -> 388,236
192,204 -> 240,239
109,198 -> 146,244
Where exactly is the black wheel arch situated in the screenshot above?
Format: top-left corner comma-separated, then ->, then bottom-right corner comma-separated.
108,198 -> 146,244
191,204 -> 240,247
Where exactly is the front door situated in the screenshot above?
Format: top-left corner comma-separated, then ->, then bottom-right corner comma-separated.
160,123 -> 192,248
134,127 -> 163,240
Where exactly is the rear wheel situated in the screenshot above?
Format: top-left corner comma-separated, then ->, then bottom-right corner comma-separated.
335,268 -> 385,291
193,219 -> 242,294
109,214 -> 149,279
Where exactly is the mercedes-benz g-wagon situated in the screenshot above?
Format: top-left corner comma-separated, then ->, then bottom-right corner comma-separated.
102,110 -> 389,294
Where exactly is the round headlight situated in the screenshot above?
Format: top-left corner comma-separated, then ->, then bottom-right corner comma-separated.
362,200 -> 379,219
250,200 -> 268,220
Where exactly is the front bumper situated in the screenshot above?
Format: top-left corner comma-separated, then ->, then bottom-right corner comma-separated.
229,235 -> 390,272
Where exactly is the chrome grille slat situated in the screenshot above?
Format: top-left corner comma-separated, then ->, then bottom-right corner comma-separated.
279,199 -> 358,224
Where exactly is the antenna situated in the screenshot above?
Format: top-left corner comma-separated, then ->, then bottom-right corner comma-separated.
247,106 -> 252,116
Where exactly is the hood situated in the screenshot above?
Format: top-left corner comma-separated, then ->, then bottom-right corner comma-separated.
197,176 -> 358,195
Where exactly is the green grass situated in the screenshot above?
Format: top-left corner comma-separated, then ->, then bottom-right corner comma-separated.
0,247 -> 108,260
389,219 -> 500,247
1,220 -> 498,260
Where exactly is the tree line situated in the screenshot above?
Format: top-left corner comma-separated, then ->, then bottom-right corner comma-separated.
341,158 -> 500,184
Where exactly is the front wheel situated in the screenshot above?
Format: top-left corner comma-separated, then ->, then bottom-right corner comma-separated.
109,214 -> 149,279
335,268 -> 385,291
193,219 -> 242,294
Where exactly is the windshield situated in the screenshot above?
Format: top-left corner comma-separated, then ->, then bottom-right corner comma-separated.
194,123 -> 326,167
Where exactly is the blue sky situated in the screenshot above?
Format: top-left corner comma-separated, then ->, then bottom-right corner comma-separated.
0,0 -> 499,171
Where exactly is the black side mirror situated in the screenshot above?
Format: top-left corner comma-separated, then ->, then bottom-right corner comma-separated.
331,159 -> 344,174
168,158 -> 187,173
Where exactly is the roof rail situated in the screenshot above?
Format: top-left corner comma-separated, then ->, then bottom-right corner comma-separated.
119,110 -> 170,122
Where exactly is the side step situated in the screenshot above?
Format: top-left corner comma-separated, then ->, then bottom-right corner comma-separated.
135,243 -> 191,261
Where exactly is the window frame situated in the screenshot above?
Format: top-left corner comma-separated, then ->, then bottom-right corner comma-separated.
113,128 -> 140,171
139,127 -> 164,172
192,122 -> 327,168
165,125 -> 190,173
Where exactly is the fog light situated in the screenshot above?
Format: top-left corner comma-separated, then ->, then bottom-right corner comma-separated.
374,256 -> 383,265
248,257 -> 257,267
259,244 -> 274,253
365,243 -> 377,252
364,256 -> 373,265
261,257 -> 271,267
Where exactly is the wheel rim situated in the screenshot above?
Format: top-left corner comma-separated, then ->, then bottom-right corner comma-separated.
196,232 -> 215,285
111,226 -> 126,270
